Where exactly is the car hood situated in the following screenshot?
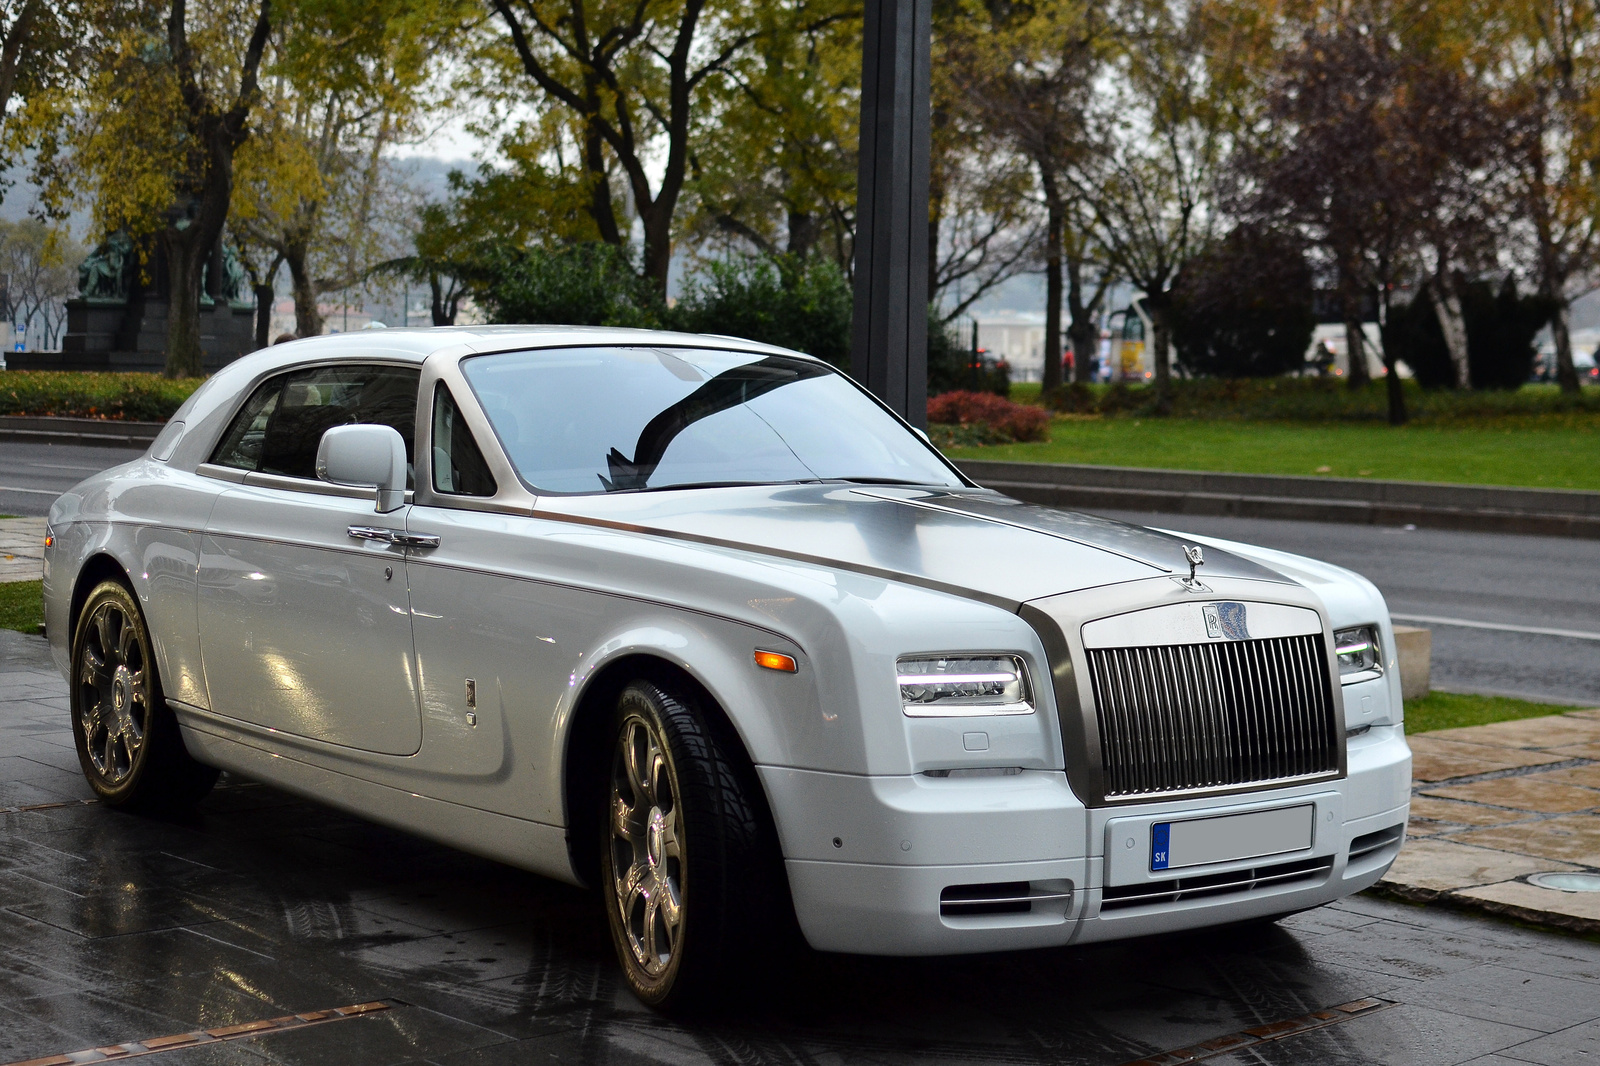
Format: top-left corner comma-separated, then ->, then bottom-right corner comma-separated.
535,484 -> 1292,608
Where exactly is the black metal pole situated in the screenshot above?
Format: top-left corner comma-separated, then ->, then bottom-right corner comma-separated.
851,0 -> 931,427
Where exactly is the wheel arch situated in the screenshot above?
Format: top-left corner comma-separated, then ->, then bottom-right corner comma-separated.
69,553 -> 137,646
562,651 -> 781,892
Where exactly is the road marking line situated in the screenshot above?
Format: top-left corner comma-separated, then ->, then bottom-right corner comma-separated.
0,485 -> 63,496
0,1001 -> 392,1066
1115,997 -> 1396,1066
1391,613 -> 1600,642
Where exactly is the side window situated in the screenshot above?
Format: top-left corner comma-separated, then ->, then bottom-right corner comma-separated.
211,377 -> 282,471
210,364 -> 421,482
432,384 -> 497,496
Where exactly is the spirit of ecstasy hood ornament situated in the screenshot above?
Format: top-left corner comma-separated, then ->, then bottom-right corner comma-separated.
1175,544 -> 1210,592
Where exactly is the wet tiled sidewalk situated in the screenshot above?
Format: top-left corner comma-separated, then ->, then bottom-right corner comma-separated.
4,631 -> 1600,1065
0,517 -> 46,584
1387,711 -> 1600,931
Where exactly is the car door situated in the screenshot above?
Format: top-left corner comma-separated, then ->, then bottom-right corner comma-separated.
402,378 -> 565,818
196,361 -> 425,756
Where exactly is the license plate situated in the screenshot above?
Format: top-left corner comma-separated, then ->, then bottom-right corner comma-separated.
1152,804 -> 1314,872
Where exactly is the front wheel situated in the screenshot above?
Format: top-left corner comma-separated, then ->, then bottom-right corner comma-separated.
599,680 -> 781,1010
70,580 -> 218,810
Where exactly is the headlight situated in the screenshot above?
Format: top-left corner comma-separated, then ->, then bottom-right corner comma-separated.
1334,625 -> 1382,682
897,654 -> 1034,716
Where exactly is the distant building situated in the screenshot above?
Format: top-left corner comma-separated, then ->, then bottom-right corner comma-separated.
974,312 -> 1047,382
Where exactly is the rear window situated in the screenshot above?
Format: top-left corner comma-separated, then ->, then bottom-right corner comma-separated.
211,364 -> 419,481
460,347 -> 963,494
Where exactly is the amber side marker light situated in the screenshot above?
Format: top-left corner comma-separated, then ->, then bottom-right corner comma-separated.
43,536 -> 53,548
754,650 -> 798,673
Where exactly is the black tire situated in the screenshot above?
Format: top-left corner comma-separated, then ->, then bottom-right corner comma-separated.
599,679 -> 781,1011
70,580 -> 219,811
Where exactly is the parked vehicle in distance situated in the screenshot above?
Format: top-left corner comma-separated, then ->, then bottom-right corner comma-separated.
43,327 -> 1411,1008
1532,346 -> 1600,384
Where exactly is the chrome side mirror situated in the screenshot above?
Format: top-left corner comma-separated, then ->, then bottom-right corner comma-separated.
316,424 -> 407,513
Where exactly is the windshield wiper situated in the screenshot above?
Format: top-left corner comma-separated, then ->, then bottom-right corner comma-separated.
827,476 -> 934,486
633,478 -> 818,493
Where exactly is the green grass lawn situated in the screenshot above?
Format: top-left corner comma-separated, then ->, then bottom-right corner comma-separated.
944,417 -> 1600,490
1403,690 -> 1588,733
0,580 -> 42,635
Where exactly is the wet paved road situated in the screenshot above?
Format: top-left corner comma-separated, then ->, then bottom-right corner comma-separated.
4,632 -> 1600,1066
1100,510 -> 1600,706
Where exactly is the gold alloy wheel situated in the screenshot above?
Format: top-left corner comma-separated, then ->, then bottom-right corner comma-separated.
608,713 -> 685,978
75,598 -> 150,785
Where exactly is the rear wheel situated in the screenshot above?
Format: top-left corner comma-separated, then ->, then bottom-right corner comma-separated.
71,581 -> 218,810
599,679 -> 779,1011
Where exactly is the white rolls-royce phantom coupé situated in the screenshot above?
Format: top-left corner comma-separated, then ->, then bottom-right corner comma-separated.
43,327 -> 1411,1008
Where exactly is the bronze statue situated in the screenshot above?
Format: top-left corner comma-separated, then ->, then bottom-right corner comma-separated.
77,233 -> 134,301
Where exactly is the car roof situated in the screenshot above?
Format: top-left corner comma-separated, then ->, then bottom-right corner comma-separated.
160,326 -> 826,472
260,325 -> 808,367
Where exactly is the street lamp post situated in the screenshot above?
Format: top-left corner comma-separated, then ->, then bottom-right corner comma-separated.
851,0 -> 932,428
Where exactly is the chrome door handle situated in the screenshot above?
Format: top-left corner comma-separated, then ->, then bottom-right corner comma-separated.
392,532 -> 441,549
348,526 -> 398,542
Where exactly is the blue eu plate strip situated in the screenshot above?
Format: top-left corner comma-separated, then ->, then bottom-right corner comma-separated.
1151,822 -> 1171,871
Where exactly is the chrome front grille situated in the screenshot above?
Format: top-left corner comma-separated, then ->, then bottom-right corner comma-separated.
1087,634 -> 1340,799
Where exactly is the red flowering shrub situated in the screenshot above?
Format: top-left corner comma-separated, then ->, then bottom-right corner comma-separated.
926,390 -> 1049,443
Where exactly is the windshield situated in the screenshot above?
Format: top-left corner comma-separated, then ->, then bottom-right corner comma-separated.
460,346 -> 965,494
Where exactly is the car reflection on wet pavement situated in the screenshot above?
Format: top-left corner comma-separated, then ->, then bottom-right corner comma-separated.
4,632 -> 1600,1066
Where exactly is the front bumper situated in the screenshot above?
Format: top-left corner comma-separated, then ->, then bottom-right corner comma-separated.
762,725 -> 1411,956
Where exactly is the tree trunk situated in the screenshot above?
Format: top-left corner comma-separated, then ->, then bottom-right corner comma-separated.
1041,186 -> 1064,395
1382,347 -> 1407,425
251,252 -> 280,349
0,0 -> 41,121
788,211 -> 819,259
430,273 -> 448,326
1548,291 -> 1580,394
253,283 -> 273,348
1342,317 -> 1368,388
1336,247 -> 1369,388
285,245 -> 323,337
641,205 -> 672,296
163,226 -> 206,378
1378,287 -> 1406,426
160,0 -> 272,376
582,115 -> 622,247
1428,271 -> 1471,389
1146,293 -> 1172,410
1066,257 -> 1099,385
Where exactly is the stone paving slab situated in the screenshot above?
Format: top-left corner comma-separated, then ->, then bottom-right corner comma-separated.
1385,710 -> 1600,934
0,517 -> 47,583
1406,735 -> 1566,783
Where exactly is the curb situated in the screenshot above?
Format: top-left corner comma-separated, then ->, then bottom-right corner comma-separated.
956,460 -> 1600,540
1369,881 -> 1600,940
0,415 -> 163,449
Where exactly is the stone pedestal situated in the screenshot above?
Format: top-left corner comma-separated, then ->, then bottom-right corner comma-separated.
16,297 -> 258,373
1393,625 -> 1432,701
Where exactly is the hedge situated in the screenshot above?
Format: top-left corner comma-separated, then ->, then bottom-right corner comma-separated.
0,371 -> 201,422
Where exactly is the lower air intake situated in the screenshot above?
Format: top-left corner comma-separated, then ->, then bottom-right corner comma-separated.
940,880 -> 1073,918
1101,855 -> 1333,912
